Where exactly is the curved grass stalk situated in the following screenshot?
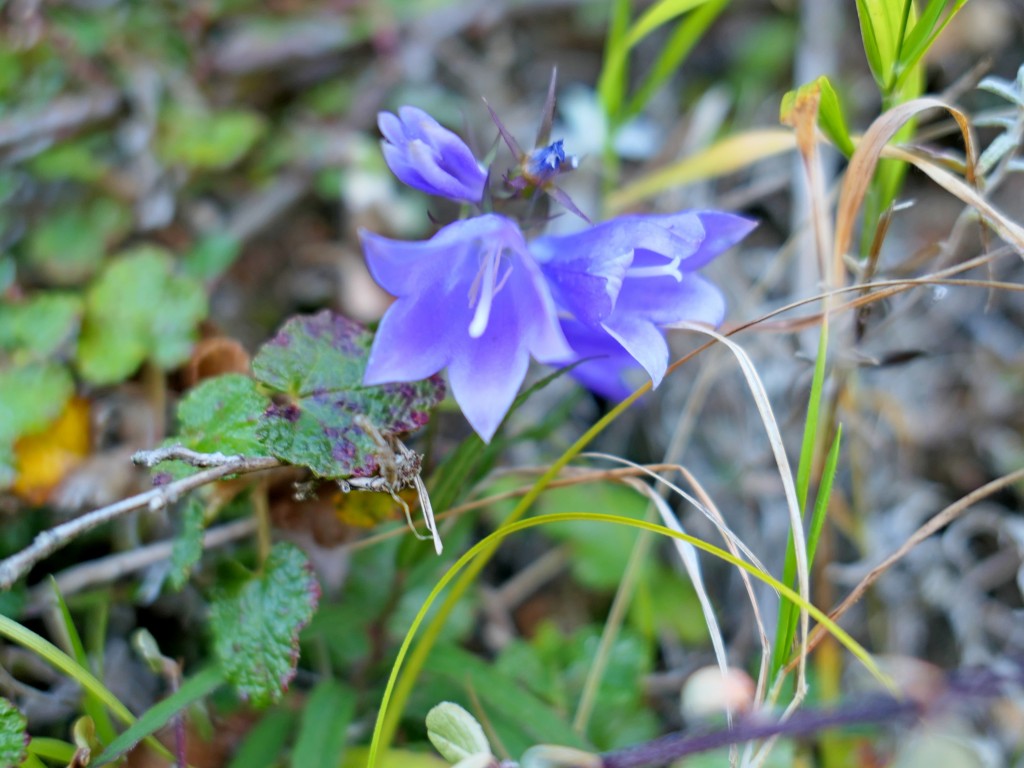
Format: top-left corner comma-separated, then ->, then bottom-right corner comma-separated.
0,613 -> 135,726
673,323 -> 811,703
367,386 -> 649,766
368,513 -> 894,767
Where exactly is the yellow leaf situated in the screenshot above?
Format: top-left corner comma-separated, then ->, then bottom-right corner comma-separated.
332,487 -> 418,528
606,129 -> 796,213
13,396 -> 90,504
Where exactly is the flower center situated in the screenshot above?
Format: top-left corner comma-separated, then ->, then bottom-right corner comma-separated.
467,245 -> 513,338
625,254 -> 684,282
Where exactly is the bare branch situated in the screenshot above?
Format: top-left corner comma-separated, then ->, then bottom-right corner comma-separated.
0,89 -> 121,151
131,445 -> 255,469
24,518 -> 257,613
0,455 -> 280,590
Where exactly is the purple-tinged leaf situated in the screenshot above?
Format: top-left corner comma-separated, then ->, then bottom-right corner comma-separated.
252,311 -> 444,478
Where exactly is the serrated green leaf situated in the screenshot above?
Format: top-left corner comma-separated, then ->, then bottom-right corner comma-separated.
160,107 -> 265,170
252,311 -> 444,478
168,496 -> 206,590
26,196 -> 131,285
0,292 -> 83,361
0,697 -> 27,767
291,680 -> 356,768
175,374 -> 270,456
209,543 -> 319,708
76,245 -> 207,385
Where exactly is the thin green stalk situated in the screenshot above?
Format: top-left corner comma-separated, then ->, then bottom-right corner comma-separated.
770,321 -> 829,679
573,516 -> 655,734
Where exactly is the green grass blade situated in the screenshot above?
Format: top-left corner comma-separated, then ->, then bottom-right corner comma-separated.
854,0 -> 886,85
894,0 -> 969,92
770,322 -> 829,680
890,0 -> 914,77
855,0 -> 907,88
597,0 -> 632,125
623,0 -> 729,123
49,581 -> 118,744
25,738 -> 76,764
0,614 -> 134,725
623,0 -> 713,48
93,666 -> 224,766
0,613 -> 174,761
291,680 -> 355,768
807,426 -> 843,567
368,511 -> 893,767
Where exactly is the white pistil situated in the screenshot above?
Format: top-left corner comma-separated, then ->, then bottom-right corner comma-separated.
625,255 -> 684,282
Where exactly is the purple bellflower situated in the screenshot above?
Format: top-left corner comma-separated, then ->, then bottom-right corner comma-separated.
531,211 -> 757,400
378,106 -> 488,204
361,214 -> 572,442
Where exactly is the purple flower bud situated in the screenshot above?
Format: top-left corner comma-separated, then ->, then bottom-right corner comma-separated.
378,107 -> 487,204
523,139 -> 577,184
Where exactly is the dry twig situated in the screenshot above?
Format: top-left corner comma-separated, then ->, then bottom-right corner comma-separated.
0,451 -> 280,590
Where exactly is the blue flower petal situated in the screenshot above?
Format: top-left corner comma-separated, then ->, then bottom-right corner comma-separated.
361,214 -> 569,442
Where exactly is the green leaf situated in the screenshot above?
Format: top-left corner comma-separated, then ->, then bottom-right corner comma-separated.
76,245 -> 207,385
30,140 -> 109,182
209,543 -> 319,708
854,0 -> 904,86
622,0 -> 729,123
182,233 -> 242,282
160,107 -> 265,170
893,0 -> 969,92
530,482 -> 648,591
291,680 -> 356,768
226,708 -> 296,768
49,582 -> 117,744
0,697 -> 27,767
25,196 -> 131,285
252,311 -> 444,479
168,496 -> 206,590
780,76 -> 855,157
93,667 -> 224,767
0,292 -> 83,361
175,374 -> 270,457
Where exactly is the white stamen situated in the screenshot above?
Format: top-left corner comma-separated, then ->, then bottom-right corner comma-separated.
626,255 -> 684,282
468,246 -> 502,338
